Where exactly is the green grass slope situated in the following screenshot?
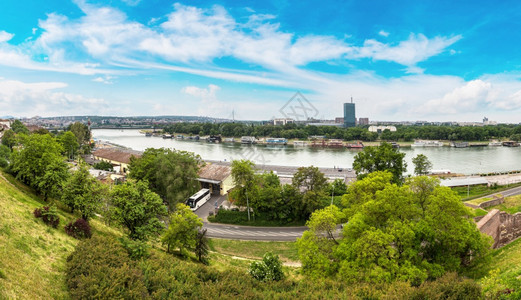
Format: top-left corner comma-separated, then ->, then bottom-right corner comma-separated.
0,171 -> 77,299
0,171 -> 119,299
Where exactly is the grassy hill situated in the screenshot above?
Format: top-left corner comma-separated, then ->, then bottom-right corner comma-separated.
0,171 -> 119,299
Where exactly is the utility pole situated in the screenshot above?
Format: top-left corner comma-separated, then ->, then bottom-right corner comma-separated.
246,189 -> 250,221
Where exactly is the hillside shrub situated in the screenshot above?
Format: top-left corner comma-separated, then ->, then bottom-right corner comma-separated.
119,237 -> 150,260
249,252 -> 285,282
66,236 -> 148,299
64,218 -> 92,239
65,235 -> 484,299
33,206 -> 59,228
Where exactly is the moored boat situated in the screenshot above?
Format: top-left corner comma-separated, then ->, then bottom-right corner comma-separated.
412,140 -> 443,147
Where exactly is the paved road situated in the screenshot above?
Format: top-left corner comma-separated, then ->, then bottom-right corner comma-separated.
194,194 -> 307,241
489,185 -> 521,198
203,222 -> 307,241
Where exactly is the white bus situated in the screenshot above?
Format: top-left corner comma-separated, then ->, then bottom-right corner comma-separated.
186,188 -> 211,211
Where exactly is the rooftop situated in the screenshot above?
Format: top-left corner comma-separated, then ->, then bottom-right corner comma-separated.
92,148 -> 142,164
198,163 -> 232,182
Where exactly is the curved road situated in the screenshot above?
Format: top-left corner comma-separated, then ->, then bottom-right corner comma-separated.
195,194 -> 307,241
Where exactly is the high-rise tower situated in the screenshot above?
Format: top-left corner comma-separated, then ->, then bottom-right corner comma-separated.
343,98 -> 356,128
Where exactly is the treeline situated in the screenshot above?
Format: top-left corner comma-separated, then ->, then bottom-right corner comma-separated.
163,122 -> 521,141
211,160 -> 347,225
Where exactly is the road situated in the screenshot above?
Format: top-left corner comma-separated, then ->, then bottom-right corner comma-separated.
203,222 -> 307,241
194,194 -> 307,241
486,185 -> 521,198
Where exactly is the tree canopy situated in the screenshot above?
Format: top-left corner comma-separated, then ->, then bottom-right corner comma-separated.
161,203 -> 203,256
412,154 -> 433,176
111,180 -> 168,240
10,133 -> 69,200
62,163 -> 107,220
297,172 -> 491,284
129,148 -> 202,211
353,142 -> 407,184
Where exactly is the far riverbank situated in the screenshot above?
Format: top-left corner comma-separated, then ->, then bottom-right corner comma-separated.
92,129 -> 521,175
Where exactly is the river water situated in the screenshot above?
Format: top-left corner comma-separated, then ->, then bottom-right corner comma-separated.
92,129 -> 521,175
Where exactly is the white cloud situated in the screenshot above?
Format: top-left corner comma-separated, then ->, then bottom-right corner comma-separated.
121,0 -> 141,6
351,33 -> 461,69
0,31 -> 14,43
0,2 -> 458,80
0,79 -> 108,117
92,75 -> 115,84
378,30 -> 389,37
415,80 -> 492,114
181,84 -> 233,117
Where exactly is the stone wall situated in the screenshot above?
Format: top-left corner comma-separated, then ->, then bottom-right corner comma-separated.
478,195 -> 504,209
476,209 -> 502,248
464,195 -> 504,210
476,209 -> 521,248
497,211 -> 521,248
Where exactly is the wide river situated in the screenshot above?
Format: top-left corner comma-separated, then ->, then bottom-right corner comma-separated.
92,129 -> 521,175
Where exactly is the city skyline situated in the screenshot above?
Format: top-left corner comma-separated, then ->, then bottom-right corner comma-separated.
1,1 -> 521,122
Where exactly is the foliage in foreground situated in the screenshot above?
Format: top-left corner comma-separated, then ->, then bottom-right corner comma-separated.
248,252 -> 285,281
298,172 -> 492,285
66,235 -> 484,299
33,205 -> 60,228
64,218 -> 92,239
110,180 -> 168,240
162,203 -> 203,256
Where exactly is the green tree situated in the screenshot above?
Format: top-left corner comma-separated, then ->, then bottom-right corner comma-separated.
129,148 -> 201,211
59,131 -> 80,159
68,122 -> 90,146
0,144 -> 10,168
38,158 -> 69,201
111,180 -> 168,240
11,120 -> 29,135
412,154 -> 433,176
352,142 -> 407,184
1,129 -> 17,149
292,166 -> 327,192
297,205 -> 343,278
62,163 -> 107,220
230,159 -> 257,207
194,228 -> 210,265
10,133 -> 68,198
292,166 -> 328,219
161,203 -> 203,256
299,174 -> 491,284
328,178 -> 348,196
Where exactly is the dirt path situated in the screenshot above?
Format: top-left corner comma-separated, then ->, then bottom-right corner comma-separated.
210,251 -> 302,267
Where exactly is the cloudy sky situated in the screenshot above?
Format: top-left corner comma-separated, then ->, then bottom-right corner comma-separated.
1,0 -> 521,122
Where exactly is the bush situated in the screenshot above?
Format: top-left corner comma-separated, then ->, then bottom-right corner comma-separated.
0,157 -> 8,168
209,209 -> 305,226
248,252 -> 285,282
412,272 -> 483,299
33,206 -> 59,228
119,237 -> 150,260
93,161 -> 113,171
64,218 -> 92,239
66,236 -> 148,299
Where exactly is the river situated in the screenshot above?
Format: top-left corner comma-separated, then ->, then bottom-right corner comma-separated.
92,129 -> 521,175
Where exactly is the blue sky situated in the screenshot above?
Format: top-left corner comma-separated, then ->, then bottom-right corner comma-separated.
1,0 -> 521,122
